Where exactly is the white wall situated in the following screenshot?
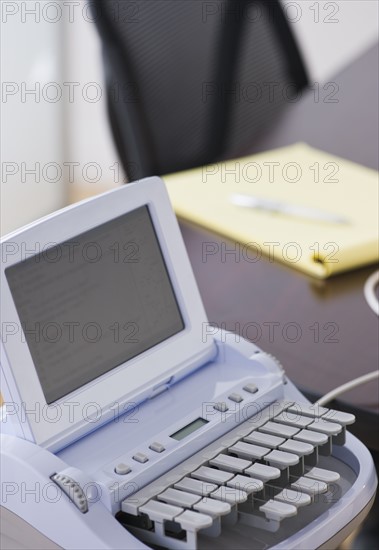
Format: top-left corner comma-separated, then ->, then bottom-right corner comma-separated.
285,0 -> 379,82
1,0 -> 66,235
1,1 -> 378,235
63,7 -> 124,190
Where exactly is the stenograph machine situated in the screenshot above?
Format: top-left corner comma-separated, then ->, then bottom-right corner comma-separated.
1,178 -> 377,549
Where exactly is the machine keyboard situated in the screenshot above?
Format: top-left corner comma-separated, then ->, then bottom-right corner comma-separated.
118,401 -> 355,549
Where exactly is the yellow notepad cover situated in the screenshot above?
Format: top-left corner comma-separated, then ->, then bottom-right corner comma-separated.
163,144 -> 379,278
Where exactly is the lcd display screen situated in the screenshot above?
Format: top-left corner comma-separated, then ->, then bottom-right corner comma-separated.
6,206 -> 184,404
170,418 -> 209,441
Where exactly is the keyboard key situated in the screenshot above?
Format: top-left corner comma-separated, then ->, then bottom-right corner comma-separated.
264,450 -> 300,468
274,488 -> 311,508
209,453 -> 251,473
243,383 -> 258,394
305,466 -> 340,483
293,429 -> 329,446
193,498 -> 231,517
158,488 -> 201,507
176,509 -> 213,531
227,474 -> 264,494
274,412 -> 313,428
229,441 -> 270,460
245,463 -> 281,482
323,409 -> 355,425
219,435 -> 240,449
174,477 -> 218,497
286,403 -> 329,418
308,420 -> 342,436
259,499 -> 297,521
211,486 -> 248,504
291,476 -> 328,495
244,431 -> 285,449
139,500 -> 183,522
228,393 -> 243,403
114,462 -> 131,475
236,403 -> 293,440
202,445 -> 227,461
133,452 -> 148,464
149,442 -> 165,453
213,402 -> 228,412
122,486 -> 165,516
259,421 -> 299,438
192,466 -> 234,484
279,439 -> 314,456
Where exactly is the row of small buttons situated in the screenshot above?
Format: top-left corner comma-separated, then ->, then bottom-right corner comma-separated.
115,384 -> 258,474
213,383 -> 258,412
114,441 -> 166,475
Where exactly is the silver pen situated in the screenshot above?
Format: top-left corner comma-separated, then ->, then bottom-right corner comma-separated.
230,194 -> 350,224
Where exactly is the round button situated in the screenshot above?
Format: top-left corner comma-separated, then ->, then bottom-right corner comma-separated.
114,462 -> 131,475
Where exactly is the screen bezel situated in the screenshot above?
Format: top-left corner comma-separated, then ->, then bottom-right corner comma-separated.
5,205 -> 185,406
0,178 -> 215,450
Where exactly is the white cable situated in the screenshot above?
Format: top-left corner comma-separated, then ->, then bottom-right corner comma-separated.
314,271 -> 379,406
315,370 -> 379,406
364,269 -> 379,315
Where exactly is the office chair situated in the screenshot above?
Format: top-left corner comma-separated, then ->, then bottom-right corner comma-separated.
92,0 -> 308,180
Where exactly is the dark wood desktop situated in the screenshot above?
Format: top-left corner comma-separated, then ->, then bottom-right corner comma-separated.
180,43 -> 379,450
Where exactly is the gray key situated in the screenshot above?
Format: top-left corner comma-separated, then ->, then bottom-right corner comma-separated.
259,499 -> 297,521
174,477 -> 218,497
244,431 -> 285,449
323,409 -> 355,425
245,463 -> 281,482
227,474 -> 264,494
176,510 -> 213,531
229,441 -> 270,460
305,466 -> 340,483
291,476 -> 328,495
193,498 -> 231,517
294,429 -> 329,446
209,453 -> 251,473
139,500 -> 183,522
264,450 -> 300,468
286,403 -> 329,418
274,412 -> 313,428
192,466 -> 234,484
202,445 -> 227,461
121,483 -> 166,516
308,420 -> 342,436
279,439 -> 314,456
158,488 -> 201,508
259,421 -> 299,438
274,488 -> 311,508
211,485 -> 248,504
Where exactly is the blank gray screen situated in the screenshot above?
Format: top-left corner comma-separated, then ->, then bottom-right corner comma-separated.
5,206 -> 184,404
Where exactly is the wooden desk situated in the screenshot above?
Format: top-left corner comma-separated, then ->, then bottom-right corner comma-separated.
180,43 -> 379,449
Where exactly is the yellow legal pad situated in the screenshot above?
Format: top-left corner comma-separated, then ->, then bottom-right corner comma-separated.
163,143 -> 379,278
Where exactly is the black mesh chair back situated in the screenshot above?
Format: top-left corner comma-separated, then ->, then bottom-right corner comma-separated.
92,0 -> 308,179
